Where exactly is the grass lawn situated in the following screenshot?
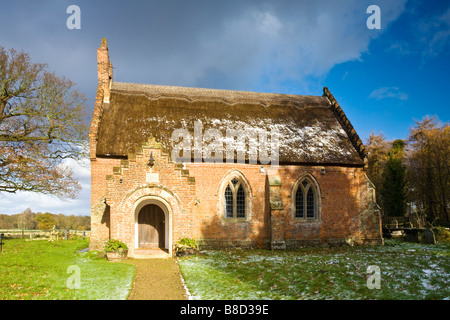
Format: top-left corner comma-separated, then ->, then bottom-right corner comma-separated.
178,239 -> 450,300
0,238 -> 134,300
2,237 -> 448,300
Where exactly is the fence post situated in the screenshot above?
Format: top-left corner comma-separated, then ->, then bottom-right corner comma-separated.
0,233 -> 4,253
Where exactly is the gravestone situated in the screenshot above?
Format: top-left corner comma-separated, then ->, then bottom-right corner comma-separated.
50,225 -> 56,241
405,229 -> 419,242
424,228 -> 436,245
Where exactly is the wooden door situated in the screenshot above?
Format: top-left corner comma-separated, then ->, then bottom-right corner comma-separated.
138,204 -> 165,248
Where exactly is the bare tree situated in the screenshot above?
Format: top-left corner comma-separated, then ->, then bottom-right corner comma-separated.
365,132 -> 390,216
0,46 -> 88,198
365,132 -> 390,193
17,207 -> 36,229
407,116 -> 449,224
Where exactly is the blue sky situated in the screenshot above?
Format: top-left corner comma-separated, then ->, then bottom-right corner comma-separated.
0,0 -> 449,215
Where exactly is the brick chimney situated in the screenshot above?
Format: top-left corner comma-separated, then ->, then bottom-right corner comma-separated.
90,38 -> 113,159
97,38 -> 113,103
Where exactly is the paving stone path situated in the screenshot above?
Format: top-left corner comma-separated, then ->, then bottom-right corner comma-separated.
127,258 -> 188,300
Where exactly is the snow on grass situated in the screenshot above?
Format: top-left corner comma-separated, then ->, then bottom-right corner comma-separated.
178,240 -> 450,300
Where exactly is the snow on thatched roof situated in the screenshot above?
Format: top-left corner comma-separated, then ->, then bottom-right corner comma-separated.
94,82 -> 365,166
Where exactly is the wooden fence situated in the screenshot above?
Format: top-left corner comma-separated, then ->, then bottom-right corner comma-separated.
0,229 -> 90,239
382,215 -> 427,230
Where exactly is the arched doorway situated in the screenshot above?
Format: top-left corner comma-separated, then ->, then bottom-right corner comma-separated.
138,204 -> 165,249
131,192 -> 176,256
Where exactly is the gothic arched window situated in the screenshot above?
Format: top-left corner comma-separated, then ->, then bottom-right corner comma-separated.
294,177 -> 318,219
224,177 -> 247,219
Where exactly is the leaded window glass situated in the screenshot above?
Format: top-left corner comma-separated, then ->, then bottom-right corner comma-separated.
224,176 -> 247,219
236,185 -> 246,218
306,187 -> 315,218
295,178 -> 317,219
225,185 -> 234,218
295,186 -> 304,218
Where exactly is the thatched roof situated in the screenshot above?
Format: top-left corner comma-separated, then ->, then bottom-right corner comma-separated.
94,82 -> 365,166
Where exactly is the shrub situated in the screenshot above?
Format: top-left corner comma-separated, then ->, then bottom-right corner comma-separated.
104,239 -> 128,252
175,237 -> 198,254
432,226 -> 450,243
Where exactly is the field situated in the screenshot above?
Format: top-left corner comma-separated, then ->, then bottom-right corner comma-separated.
0,237 -> 448,300
0,238 -> 134,300
178,239 -> 450,300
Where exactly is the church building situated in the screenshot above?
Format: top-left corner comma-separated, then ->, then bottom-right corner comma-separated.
89,39 -> 383,257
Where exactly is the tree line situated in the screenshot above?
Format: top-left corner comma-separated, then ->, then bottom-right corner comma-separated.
0,208 -> 90,230
366,116 -> 449,227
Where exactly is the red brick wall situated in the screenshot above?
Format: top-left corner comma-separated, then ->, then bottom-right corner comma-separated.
89,139 -> 383,254
278,166 -> 375,247
186,163 -> 270,248
90,157 -> 120,250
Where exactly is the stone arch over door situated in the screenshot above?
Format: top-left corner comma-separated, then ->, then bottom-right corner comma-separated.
121,186 -> 181,257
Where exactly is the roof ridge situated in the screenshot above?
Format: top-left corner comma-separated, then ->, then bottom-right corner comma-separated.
111,81 -> 329,103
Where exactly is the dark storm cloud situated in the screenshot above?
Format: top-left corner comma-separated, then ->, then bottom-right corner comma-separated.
1,0 -> 406,96
96,0 -> 406,93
